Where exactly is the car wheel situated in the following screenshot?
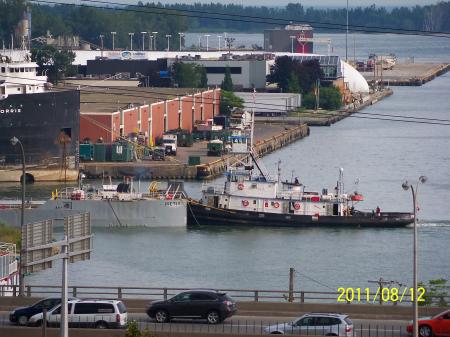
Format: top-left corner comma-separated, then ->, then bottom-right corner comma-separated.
270,332 -> 283,334
35,320 -> 43,327
95,321 -> 109,329
18,315 -> 28,326
419,325 -> 433,337
206,310 -> 220,324
155,310 -> 169,323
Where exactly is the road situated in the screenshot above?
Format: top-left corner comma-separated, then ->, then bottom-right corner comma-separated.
1,311 -> 410,336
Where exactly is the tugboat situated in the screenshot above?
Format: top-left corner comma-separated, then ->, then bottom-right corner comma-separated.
187,124 -> 413,228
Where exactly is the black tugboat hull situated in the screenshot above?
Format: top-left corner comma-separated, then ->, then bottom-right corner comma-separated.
187,202 -> 414,228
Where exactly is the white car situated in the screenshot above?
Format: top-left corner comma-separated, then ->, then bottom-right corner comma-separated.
264,313 -> 353,336
28,299 -> 127,329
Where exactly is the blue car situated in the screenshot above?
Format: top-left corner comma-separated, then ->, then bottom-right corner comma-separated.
9,297 -> 77,326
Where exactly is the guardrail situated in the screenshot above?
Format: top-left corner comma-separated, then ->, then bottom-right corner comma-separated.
1,285 -> 448,307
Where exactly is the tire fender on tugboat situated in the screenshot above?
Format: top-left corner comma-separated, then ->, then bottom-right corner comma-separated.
242,199 -> 249,207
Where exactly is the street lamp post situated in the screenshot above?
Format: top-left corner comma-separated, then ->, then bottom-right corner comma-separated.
402,175 -> 427,337
289,35 -> 296,54
152,31 -> 158,50
10,136 -> 25,296
111,31 -> 116,51
99,34 -> 104,57
141,32 -> 147,51
149,35 -> 153,51
217,35 -> 222,51
166,34 -> 172,51
204,34 -> 210,51
178,32 -> 184,51
128,32 -> 134,51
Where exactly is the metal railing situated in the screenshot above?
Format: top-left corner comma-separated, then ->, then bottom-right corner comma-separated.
0,316 -> 413,337
1,285 -> 448,307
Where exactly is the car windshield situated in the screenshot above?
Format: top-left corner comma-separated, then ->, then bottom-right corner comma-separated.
163,139 -> 175,143
117,301 -> 127,313
432,311 -> 449,319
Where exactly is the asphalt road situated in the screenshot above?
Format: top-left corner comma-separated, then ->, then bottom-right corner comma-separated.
1,311 -> 410,336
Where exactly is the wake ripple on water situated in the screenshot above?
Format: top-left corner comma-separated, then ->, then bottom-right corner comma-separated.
418,220 -> 450,227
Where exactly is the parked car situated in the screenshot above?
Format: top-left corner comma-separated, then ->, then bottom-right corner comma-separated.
264,313 -> 353,336
146,290 -> 237,324
9,297 -> 77,326
407,309 -> 450,337
28,299 -> 127,329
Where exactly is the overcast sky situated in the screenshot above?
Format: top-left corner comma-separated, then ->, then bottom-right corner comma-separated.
65,0 -> 442,7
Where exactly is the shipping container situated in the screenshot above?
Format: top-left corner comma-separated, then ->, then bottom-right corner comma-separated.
93,143 -> 111,162
188,156 -> 201,166
112,142 -> 134,162
79,143 -> 94,161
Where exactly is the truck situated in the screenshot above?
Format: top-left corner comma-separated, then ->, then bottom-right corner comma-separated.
162,134 -> 177,155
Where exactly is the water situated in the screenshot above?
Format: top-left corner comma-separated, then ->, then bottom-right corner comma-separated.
2,36 -> 450,292
184,32 -> 450,63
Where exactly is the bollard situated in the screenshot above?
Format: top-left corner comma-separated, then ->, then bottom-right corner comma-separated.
254,290 -> 259,302
72,287 -> 77,298
163,288 -> 168,300
118,287 -> 122,299
26,285 -> 31,297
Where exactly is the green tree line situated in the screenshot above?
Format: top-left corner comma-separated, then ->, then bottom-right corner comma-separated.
1,1 -> 449,46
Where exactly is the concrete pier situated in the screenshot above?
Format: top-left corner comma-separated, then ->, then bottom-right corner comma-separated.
81,124 -> 310,180
362,63 -> 450,86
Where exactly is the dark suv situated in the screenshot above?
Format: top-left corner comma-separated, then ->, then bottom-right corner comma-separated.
9,297 -> 77,326
146,290 -> 237,324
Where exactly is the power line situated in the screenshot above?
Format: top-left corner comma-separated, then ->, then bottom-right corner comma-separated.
30,0 -> 450,39
83,0 -> 450,37
5,77 -> 450,125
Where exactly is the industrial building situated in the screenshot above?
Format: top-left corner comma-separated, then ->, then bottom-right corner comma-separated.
264,24 -> 314,53
168,55 -> 270,90
79,87 -> 220,144
235,92 -> 301,116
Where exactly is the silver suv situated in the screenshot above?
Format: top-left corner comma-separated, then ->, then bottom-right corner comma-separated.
28,299 -> 127,329
264,313 -> 353,336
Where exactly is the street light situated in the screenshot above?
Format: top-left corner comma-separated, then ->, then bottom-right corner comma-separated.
204,34 -> 210,51
99,34 -> 104,57
152,31 -> 158,50
128,32 -> 134,50
289,35 -> 296,54
141,32 -> 147,51
166,34 -> 172,51
178,32 -> 184,51
111,31 -> 116,51
217,35 -> 222,51
149,35 -> 153,51
10,136 -> 25,296
402,175 -> 427,337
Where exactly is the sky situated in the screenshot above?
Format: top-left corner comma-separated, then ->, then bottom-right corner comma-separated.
60,0 -> 443,7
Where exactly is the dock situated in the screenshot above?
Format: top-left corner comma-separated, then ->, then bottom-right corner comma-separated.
362,63 -> 450,86
81,123 -> 310,180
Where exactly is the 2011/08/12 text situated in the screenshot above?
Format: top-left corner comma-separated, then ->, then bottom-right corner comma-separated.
337,287 -> 426,303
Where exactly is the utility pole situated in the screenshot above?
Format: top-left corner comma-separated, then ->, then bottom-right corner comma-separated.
217,35 -> 222,51
178,32 -> 184,51
368,278 -> 395,305
346,0 -> 349,62
288,268 -> 295,303
60,236 -> 68,337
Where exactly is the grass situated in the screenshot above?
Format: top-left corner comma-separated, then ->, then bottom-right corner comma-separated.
0,223 -> 21,248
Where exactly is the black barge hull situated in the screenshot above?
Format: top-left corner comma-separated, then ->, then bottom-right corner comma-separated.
187,201 -> 414,228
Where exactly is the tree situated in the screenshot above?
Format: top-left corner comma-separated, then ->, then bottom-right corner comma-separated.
172,62 -> 207,88
199,67 -> 208,88
267,56 -> 294,92
219,90 -> 244,116
302,86 -> 342,110
286,72 -> 300,93
221,66 -> 234,91
31,45 -> 75,85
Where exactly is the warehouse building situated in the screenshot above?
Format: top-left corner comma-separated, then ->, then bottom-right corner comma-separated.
78,87 -> 220,144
